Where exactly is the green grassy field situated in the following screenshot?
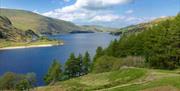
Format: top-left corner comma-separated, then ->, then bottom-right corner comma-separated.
35,68 -> 180,91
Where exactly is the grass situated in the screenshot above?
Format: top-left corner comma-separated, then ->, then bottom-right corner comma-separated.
35,68 -> 147,91
109,77 -> 180,91
101,69 -> 180,91
0,39 -> 63,48
35,68 -> 180,91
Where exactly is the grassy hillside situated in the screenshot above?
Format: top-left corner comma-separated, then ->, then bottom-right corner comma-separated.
0,16 -> 32,42
111,16 -> 174,35
35,68 -> 180,91
0,16 -> 61,48
0,8 -> 81,34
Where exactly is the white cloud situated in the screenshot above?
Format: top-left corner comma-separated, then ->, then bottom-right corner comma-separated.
125,10 -> 134,14
91,14 -> 125,22
63,0 -> 70,2
74,0 -> 133,10
43,0 -> 132,22
42,0 -> 157,27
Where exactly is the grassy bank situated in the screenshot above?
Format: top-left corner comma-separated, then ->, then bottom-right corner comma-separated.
35,68 -> 180,91
0,39 -> 63,48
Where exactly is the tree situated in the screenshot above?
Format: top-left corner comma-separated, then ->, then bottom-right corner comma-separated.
0,72 -> 16,90
44,60 -> 62,85
106,39 -> 119,57
0,72 -> 36,90
76,54 -> 83,76
64,53 -> 78,78
26,73 -> 36,88
16,79 -> 31,91
93,46 -> 104,62
92,46 -> 104,70
82,51 -> 91,74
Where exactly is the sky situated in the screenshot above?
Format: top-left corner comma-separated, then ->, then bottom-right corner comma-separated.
0,0 -> 180,28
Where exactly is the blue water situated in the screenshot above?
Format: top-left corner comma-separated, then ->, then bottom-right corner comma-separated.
0,33 -> 119,86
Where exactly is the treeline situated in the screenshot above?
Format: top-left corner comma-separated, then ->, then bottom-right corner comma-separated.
0,72 -> 36,91
93,14 -> 180,70
44,51 -> 91,85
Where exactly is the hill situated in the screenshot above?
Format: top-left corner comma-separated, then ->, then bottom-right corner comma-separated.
0,16 -> 34,42
111,16 -> 174,35
81,25 -> 118,32
35,68 -> 180,91
0,16 -> 61,48
0,8 -> 82,34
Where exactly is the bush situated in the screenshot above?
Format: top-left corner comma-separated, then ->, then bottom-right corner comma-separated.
92,56 -> 122,73
0,72 -> 36,91
92,56 -> 146,73
121,56 -> 145,68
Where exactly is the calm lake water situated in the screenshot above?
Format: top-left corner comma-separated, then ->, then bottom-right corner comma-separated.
0,33 -> 119,85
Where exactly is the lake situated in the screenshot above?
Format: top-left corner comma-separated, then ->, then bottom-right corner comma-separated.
0,33 -> 119,86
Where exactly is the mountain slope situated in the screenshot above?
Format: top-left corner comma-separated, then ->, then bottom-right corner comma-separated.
0,16 -> 32,42
111,16 -> 174,35
0,8 -> 81,34
0,16 -> 62,48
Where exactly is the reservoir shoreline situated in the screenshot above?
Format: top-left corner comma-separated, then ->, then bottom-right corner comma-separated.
0,43 -> 64,50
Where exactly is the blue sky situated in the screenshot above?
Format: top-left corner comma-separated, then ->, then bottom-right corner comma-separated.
1,0 -> 180,28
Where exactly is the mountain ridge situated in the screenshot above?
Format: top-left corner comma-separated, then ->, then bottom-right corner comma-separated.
0,8 -> 117,34
0,8 -> 82,34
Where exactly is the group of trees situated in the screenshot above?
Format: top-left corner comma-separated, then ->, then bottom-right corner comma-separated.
64,52 -> 91,78
0,72 -> 36,91
44,51 -> 91,85
93,14 -> 180,70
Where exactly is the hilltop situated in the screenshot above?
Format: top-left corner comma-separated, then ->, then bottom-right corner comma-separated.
0,8 -> 117,35
0,8 -> 82,34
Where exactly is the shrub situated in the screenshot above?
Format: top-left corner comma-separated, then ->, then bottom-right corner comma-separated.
121,56 -> 145,68
0,72 -> 36,91
92,56 -> 122,73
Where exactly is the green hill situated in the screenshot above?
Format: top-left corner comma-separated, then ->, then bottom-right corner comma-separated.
0,8 -> 82,34
35,68 -> 180,91
0,16 -> 33,42
111,16 -> 174,35
0,16 -> 61,48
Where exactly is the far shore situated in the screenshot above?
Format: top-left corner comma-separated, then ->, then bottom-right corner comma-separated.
0,43 -> 64,50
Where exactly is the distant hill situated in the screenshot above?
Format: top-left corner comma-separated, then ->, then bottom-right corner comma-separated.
111,16 -> 174,35
0,8 -> 82,34
81,25 -> 118,32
